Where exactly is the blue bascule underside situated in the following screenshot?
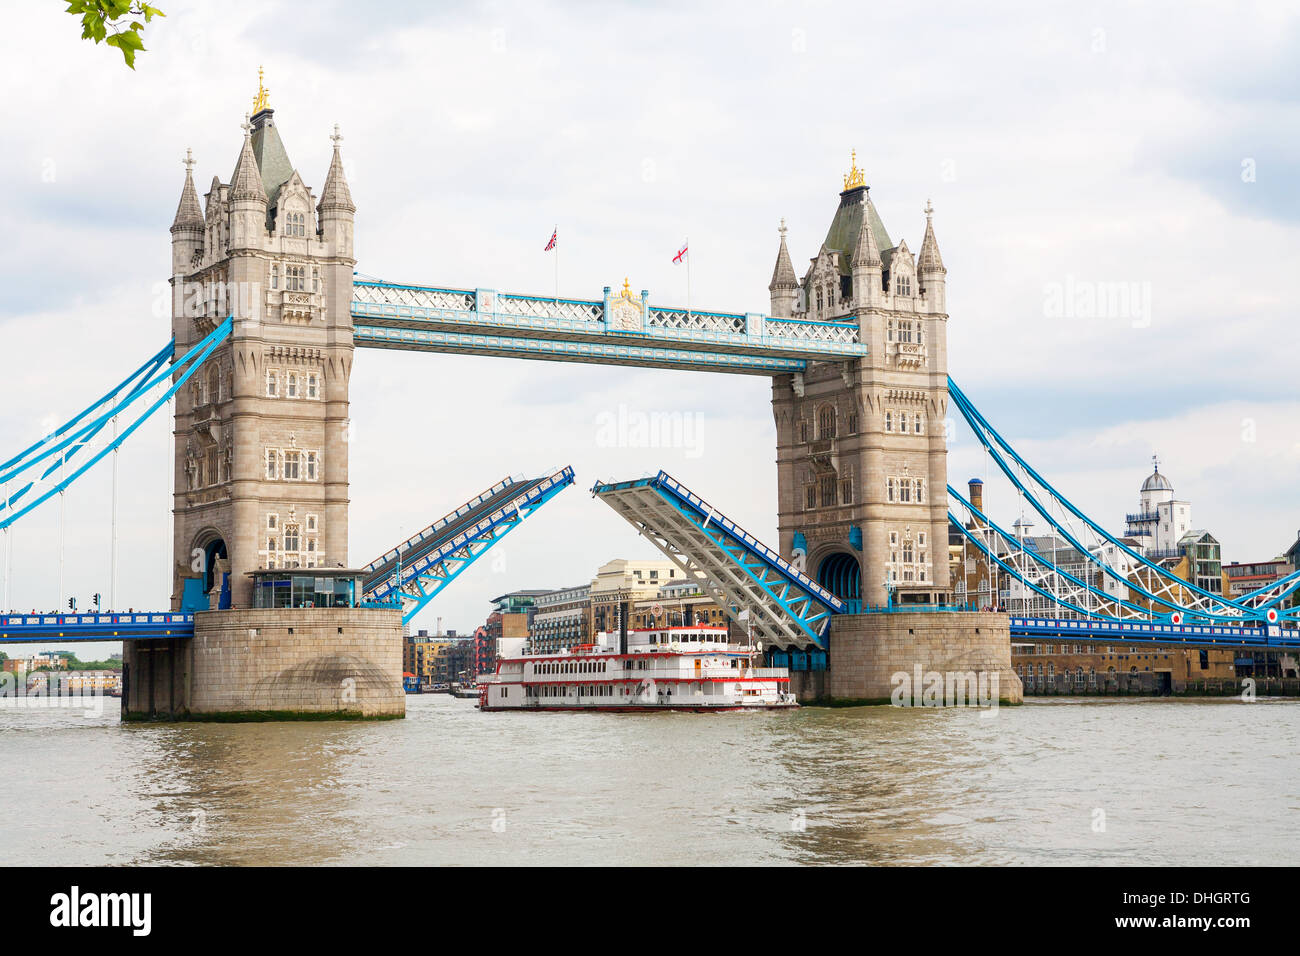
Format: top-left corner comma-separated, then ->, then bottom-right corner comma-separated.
361,467 -> 576,625
591,471 -> 845,649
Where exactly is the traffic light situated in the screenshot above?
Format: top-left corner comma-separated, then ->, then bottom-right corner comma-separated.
67,597 -> 76,612
93,593 -> 101,609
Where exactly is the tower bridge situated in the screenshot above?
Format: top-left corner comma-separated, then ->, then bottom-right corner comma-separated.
2,82 -> 1296,717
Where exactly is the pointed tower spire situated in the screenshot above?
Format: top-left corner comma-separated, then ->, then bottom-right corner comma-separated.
230,115 -> 267,204
768,219 -> 798,318
170,148 -> 205,275
852,210 -> 882,268
918,199 -> 945,274
171,148 -> 204,232
318,123 -> 356,215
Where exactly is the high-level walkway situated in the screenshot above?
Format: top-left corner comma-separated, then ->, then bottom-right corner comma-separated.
351,279 -> 868,374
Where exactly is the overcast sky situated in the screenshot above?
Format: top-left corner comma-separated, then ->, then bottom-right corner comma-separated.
2,0 -> 1298,655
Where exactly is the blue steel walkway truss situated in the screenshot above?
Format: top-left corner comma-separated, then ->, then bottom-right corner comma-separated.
591,471 -> 845,649
361,467 -> 576,624
351,279 -> 868,375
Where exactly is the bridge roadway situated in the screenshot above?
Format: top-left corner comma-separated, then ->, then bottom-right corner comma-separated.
0,612 -> 195,643
1009,615 -> 1300,650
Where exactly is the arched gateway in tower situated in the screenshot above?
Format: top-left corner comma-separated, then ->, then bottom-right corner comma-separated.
770,154 -> 952,610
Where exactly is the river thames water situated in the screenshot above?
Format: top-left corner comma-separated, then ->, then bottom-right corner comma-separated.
1,694 -> 1297,866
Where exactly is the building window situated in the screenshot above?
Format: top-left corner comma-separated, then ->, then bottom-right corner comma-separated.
268,514 -> 278,530
287,373 -> 298,398
900,411 -> 909,433
799,421 -> 810,443
817,405 -> 836,440
306,451 -> 318,481
887,478 -> 896,503
270,264 -> 279,289
312,268 -> 320,293
266,450 -> 278,479
307,374 -> 319,399
914,414 -> 924,434
805,484 -> 816,509
819,474 -> 837,508
896,274 -> 912,296
286,265 -> 306,292
847,411 -> 858,434
284,451 -> 300,480
284,525 -> 300,553
266,369 -> 278,397
306,514 -> 317,533
840,474 -> 854,505
885,410 -> 893,433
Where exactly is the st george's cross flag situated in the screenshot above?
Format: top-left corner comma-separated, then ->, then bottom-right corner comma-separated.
544,228 -> 557,251
673,241 -> 688,264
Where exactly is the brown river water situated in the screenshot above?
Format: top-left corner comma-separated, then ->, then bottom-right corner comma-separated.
1,694 -> 1296,865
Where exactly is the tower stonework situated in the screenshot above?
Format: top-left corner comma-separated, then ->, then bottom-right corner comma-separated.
772,157 -> 951,611
168,104 -> 356,610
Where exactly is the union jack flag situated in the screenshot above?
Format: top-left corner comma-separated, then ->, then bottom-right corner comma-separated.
673,241 -> 688,264
544,228 -> 557,251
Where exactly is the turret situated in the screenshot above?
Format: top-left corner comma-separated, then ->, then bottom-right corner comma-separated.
851,208 -> 882,309
917,199 -> 946,313
768,218 -> 798,318
317,124 -> 356,257
170,148 -> 204,275
228,114 -> 268,250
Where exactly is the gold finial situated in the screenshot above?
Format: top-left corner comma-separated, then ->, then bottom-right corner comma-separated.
252,65 -> 270,114
842,149 -> 865,191
621,277 -> 632,299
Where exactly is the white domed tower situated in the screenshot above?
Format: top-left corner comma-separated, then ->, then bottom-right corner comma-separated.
1139,457 -> 1175,512
1126,455 -> 1192,556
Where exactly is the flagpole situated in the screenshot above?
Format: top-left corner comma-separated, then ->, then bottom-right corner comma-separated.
554,223 -> 559,304
686,236 -> 691,316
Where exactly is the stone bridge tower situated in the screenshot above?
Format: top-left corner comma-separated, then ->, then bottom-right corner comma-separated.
771,153 -> 950,610
167,76 -> 356,610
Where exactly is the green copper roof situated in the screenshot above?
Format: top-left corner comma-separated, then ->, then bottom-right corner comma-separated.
822,186 -> 893,275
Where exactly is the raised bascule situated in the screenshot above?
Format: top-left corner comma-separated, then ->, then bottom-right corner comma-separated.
3,79 -> 1297,716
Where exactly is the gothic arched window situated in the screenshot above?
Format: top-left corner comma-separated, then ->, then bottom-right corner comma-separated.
817,405 -> 836,439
